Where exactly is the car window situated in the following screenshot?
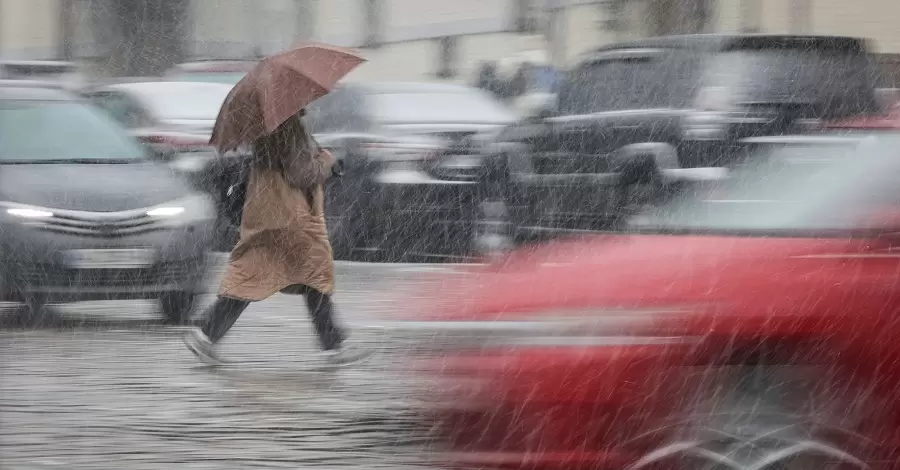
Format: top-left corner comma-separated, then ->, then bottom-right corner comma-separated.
558,61 -> 622,114
0,100 -> 147,162
559,52 -> 691,114
706,48 -> 879,117
132,84 -> 232,121
90,92 -> 152,128
168,72 -> 246,85
306,89 -> 364,133
366,89 -> 515,124
631,134 -> 900,233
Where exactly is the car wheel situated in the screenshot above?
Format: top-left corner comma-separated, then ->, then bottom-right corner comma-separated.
612,169 -> 663,229
630,365 -> 874,469
159,291 -> 196,325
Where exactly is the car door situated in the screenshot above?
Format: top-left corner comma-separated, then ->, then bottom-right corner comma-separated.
509,59 -> 623,230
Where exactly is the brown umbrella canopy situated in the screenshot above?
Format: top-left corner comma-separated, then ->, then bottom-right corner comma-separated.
209,43 -> 366,153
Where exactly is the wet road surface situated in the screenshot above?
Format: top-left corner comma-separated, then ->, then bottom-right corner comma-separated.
1,259 -> 470,469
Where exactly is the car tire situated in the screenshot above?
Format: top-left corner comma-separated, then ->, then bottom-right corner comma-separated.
159,291 -> 196,325
612,167 -> 663,229
631,365 -> 873,469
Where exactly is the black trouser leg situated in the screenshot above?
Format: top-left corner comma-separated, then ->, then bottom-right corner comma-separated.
201,296 -> 250,343
304,288 -> 345,351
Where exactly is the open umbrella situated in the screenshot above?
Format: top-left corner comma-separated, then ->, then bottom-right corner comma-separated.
209,43 -> 366,153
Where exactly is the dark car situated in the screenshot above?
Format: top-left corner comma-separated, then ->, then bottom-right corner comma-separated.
81,81 -> 232,153
81,81 -> 242,248
305,81 -> 518,261
492,34 -> 882,239
0,81 -> 216,324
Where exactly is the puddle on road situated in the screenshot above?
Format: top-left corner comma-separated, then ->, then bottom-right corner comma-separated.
0,265 -> 453,469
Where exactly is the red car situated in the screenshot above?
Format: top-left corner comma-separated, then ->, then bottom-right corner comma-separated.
383,126 -> 900,469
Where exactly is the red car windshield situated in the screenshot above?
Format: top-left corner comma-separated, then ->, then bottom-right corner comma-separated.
631,134 -> 900,234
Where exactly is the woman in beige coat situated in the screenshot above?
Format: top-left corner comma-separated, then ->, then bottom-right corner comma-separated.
184,110 -> 368,366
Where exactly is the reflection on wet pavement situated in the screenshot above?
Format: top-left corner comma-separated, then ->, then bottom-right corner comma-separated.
0,260 -> 463,469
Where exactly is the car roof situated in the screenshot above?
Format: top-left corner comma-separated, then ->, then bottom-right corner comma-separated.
0,59 -> 79,67
347,81 -> 485,94
168,60 -> 256,73
588,33 -> 868,57
0,80 -> 75,100
95,80 -> 235,95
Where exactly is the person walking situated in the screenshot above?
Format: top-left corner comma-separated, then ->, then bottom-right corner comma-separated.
184,111 -> 368,366
182,43 -> 370,366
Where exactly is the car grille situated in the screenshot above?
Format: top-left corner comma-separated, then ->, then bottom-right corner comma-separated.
31,208 -> 164,237
429,132 -> 486,182
15,260 -> 198,288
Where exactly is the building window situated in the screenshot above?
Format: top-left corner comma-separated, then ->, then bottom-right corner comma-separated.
361,0 -> 383,48
436,36 -> 458,79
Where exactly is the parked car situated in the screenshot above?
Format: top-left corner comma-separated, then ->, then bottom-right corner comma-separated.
0,81 -> 215,324
81,81 -> 242,248
490,34 -> 881,240
81,81 -> 232,153
305,81 -> 518,261
379,128 -> 900,469
0,60 -> 87,91
163,60 -> 256,85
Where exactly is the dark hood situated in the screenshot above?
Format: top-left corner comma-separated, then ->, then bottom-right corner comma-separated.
0,162 -> 193,211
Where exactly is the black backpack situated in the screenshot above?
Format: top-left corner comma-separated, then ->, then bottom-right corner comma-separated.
222,155 -> 252,227
221,140 -> 341,227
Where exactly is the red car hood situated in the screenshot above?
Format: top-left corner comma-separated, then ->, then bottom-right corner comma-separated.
413,234 -> 878,327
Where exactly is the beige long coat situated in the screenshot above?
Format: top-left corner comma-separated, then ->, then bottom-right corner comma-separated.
218,146 -> 336,301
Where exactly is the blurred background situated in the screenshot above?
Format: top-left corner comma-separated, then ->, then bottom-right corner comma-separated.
3,0 -> 900,83
8,2 -> 900,470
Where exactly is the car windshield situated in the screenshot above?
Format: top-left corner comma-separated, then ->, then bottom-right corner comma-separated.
138,84 -> 232,120
630,134 -> 900,234
169,73 -> 245,85
0,100 -> 146,162
368,89 -> 515,124
707,47 -> 878,116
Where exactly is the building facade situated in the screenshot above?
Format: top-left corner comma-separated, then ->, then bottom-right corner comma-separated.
2,0 -> 900,81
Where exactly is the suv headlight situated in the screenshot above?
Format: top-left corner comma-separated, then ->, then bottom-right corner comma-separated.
146,194 -> 215,226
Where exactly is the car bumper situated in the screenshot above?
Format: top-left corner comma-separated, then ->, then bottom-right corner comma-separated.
0,222 -> 212,302
407,346 -> 695,470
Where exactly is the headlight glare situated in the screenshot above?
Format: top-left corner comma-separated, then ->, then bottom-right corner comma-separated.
147,206 -> 185,217
146,194 -> 215,224
7,208 -> 53,219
